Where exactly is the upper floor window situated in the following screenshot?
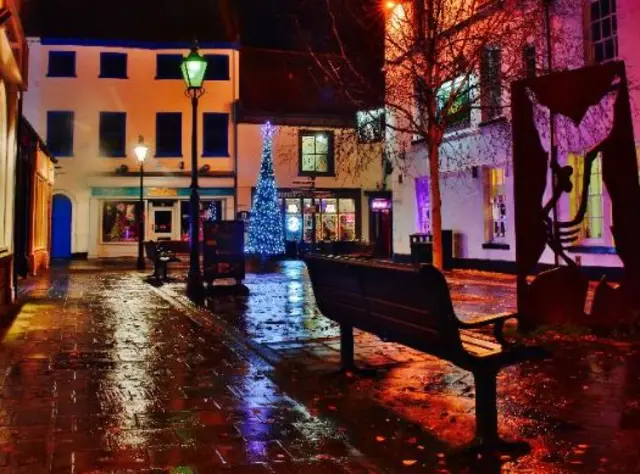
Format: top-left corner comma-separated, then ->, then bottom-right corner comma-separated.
357,108 -> 385,143
436,77 -> 471,129
590,0 -> 618,63
299,131 -> 334,176
204,54 -> 230,81
47,51 -> 76,77
46,111 -> 74,157
155,112 -> 182,157
156,54 -> 183,79
523,44 -> 536,79
480,45 -> 502,122
485,167 -> 507,242
202,113 -> 229,157
99,112 -> 127,157
100,52 -> 127,79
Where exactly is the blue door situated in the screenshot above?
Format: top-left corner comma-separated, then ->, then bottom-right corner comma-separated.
51,194 -> 72,259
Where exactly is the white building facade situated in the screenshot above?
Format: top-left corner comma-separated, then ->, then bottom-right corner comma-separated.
388,0 -> 640,275
24,38 -> 240,258
23,41 -> 387,259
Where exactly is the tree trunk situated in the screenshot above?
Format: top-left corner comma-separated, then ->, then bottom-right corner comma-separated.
428,135 -> 443,270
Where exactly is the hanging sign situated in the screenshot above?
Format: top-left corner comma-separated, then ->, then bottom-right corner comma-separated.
371,198 -> 391,210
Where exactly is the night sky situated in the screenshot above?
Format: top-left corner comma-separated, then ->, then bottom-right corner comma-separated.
22,0 -> 383,57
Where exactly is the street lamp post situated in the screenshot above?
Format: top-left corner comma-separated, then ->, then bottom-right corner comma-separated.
134,135 -> 149,270
181,43 -> 208,304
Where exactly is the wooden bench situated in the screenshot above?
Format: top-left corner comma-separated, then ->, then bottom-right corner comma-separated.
144,240 -> 190,280
304,254 -> 551,452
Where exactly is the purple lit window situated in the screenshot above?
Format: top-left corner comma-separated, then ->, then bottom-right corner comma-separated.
415,177 -> 430,234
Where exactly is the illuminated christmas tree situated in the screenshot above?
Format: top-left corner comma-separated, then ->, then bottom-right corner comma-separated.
246,122 -> 285,256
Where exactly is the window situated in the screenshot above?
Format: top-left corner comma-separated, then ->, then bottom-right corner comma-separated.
437,77 -> 471,129
485,168 -> 507,241
415,177 -> 430,233
297,197 -> 356,242
102,201 -> 139,243
156,54 -> 183,79
202,113 -> 229,157
523,44 -> 536,79
569,153 -> 604,241
155,113 -> 182,157
99,112 -> 126,157
285,199 -> 303,241
46,111 -> 74,157
47,51 -> 76,77
590,0 -> 618,63
100,52 -> 127,78
481,46 -> 502,121
357,108 -> 385,143
180,201 -> 222,241
338,199 -> 357,241
204,54 -> 230,81
299,131 -> 334,176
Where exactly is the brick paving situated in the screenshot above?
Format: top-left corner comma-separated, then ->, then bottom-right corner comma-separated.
164,261 -> 640,473
1,267 -> 380,473
3,261 -> 640,473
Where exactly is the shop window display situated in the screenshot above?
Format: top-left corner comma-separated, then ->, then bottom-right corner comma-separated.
102,201 -> 139,243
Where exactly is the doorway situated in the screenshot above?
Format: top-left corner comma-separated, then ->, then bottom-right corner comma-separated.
369,197 -> 392,258
51,194 -> 72,259
149,201 -> 178,241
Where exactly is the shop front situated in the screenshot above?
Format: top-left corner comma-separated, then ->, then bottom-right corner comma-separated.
252,188 -> 362,255
91,186 -> 234,258
366,191 -> 393,258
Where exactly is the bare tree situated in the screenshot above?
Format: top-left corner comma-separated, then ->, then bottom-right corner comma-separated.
310,0 -> 579,268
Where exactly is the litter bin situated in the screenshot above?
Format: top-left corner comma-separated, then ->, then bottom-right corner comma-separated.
410,231 -> 454,269
410,233 -> 433,265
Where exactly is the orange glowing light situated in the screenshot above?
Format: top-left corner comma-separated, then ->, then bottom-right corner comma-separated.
385,1 -> 397,10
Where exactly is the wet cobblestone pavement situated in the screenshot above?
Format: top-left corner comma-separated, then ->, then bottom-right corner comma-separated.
163,262 -> 640,473
4,261 -> 640,473
3,266 -> 379,473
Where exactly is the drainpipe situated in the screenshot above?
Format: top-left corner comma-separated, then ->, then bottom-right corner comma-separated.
232,49 -> 239,218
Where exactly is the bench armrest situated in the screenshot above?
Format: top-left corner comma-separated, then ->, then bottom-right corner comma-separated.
457,312 -> 517,329
458,312 -> 518,347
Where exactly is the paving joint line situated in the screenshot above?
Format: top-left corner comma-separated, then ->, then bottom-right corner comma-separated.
147,281 -> 387,473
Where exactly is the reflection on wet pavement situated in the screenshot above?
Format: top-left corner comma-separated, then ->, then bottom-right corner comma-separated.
1,268 -> 378,473
164,261 -> 640,473
4,261 -> 640,473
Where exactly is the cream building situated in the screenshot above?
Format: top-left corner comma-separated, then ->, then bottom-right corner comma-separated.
23,38 -> 240,258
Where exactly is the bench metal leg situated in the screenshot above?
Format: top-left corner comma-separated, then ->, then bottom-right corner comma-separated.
474,369 -> 499,446
445,370 -> 530,460
340,324 -> 355,371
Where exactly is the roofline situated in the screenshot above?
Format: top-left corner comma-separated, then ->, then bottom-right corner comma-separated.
37,37 -> 240,50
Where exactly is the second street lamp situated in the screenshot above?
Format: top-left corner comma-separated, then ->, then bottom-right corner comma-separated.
181,43 -> 208,304
134,135 -> 149,270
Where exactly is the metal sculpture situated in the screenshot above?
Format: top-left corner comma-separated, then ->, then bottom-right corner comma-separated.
512,61 -> 640,332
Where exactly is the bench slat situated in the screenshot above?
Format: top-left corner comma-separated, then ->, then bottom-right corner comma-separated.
459,331 -> 503,353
